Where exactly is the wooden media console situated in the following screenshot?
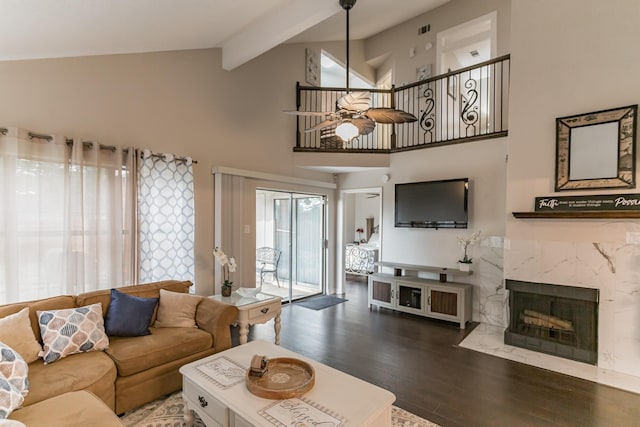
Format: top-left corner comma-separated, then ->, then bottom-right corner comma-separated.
368,262 -> 473,328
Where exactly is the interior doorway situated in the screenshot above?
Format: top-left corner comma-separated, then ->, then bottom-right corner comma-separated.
340,188 -> 382,295
256,189 -> 326,303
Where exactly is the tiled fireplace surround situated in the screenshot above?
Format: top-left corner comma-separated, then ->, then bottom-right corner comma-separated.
461,237 -> 640,393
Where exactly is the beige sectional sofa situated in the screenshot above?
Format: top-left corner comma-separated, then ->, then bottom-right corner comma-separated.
0,280 -> 238,426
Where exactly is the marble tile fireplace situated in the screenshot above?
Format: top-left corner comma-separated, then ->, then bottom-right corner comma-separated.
460,237 -> 640,393
505,280 -> 599,365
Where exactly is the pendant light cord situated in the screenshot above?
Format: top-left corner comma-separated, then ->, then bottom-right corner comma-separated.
345,5 -> 350,92
340,0 -> 356,92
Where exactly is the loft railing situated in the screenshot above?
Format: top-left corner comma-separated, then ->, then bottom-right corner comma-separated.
293,54 -> 510,152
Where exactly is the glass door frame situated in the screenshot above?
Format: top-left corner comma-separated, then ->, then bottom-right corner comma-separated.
257,188 -> 327,303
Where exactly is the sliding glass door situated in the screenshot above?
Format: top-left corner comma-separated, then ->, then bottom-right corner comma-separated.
256,190 -> 325,302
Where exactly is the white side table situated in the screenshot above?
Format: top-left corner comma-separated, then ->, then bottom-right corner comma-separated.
210,292 -> 282,345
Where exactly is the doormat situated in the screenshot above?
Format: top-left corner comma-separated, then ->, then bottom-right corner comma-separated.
296,295 -> 347,310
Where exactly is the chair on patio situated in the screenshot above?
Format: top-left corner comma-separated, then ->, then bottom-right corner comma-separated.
256,247 -> 281,288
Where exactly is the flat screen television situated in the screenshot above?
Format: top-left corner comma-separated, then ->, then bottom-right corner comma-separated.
395,178 -> 468,229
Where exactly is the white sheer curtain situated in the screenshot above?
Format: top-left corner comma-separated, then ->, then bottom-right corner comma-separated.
138,150 -> 194,283
0,127 -> 136,303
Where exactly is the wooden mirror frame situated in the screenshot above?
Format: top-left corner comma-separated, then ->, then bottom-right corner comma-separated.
555,105 -> 637,191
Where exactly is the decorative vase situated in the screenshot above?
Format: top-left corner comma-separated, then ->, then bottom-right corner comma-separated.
458,262 -> 471,272
221,285 -> 232,297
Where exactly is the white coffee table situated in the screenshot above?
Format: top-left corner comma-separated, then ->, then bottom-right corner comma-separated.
210,292 -> 282,345
180,340 -> 395,427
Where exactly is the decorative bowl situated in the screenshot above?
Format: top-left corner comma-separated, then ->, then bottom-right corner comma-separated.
246,357 -> 315,399
235,287 -> 261,298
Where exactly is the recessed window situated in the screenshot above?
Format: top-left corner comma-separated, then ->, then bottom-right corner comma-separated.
320,51 -> 373,89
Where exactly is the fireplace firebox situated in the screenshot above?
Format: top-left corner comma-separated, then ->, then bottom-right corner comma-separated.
505,280 -> 599,365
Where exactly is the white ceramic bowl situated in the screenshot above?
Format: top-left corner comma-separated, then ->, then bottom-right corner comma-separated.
235,287 -> 261,298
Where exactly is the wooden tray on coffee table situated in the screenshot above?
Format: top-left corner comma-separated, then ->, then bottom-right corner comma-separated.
246,357 -> 315,399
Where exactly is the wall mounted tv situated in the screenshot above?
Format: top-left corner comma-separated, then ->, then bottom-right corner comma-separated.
395,178 -> 468,229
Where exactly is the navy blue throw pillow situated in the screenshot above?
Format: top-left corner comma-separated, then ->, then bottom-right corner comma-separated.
104,289 -> 159,337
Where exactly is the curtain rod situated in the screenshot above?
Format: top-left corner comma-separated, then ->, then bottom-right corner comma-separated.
10,130 -> 197,164
143,152 -> 198,164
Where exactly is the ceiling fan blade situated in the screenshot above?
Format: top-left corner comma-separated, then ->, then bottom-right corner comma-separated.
283,110 -> 333,116
305,119 -> 339,133
351,118 -> 376,135
337,91 -> 371,112
366,108 -> 418,124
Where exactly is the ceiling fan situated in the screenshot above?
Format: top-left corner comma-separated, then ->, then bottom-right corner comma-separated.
285,0 -> 417,146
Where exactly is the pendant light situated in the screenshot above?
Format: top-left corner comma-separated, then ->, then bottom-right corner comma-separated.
334,0 -> 358,143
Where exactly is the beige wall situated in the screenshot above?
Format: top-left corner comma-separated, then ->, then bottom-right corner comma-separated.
505,0 -> 640,378
0,1 -> 513,297
364,0 -> 511,84
0,46 -> 343,293
336,0 -> 511,298
339,138 -> 507,268
506,0 -> 640,242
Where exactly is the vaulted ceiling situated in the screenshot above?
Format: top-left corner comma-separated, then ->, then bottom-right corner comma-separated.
0,0 -> 450,70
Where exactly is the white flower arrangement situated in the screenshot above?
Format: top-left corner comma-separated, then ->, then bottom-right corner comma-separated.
457,230 -> 481,264
213,247 -> 237,287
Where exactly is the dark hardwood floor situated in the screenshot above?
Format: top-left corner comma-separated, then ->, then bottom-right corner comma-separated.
232,275 -> 640,427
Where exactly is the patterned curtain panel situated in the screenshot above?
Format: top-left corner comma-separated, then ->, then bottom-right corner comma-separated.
138,151 -> 194,283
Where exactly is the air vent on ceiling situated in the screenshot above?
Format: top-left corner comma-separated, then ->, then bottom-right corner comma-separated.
470,50 -> 480,57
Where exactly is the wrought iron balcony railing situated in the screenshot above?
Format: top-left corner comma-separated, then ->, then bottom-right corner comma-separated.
293,54 -> 510,153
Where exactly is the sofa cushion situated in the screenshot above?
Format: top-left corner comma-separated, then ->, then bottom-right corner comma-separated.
10,391 -> 124,427
154,289 -> 202,328
0,343 -> 28,419
37,303 -> 109,364
0,308 -> 42,364
106,327 -> 212,377
24,351 -> 116,407
104,289 -> 158,337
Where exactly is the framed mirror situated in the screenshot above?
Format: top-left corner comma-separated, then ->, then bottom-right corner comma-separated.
555,105 -> 637,191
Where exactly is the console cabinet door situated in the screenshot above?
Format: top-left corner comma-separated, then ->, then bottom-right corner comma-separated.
427,286 -> 460,321
369,277 -> 394,309
394,281 -> 425,315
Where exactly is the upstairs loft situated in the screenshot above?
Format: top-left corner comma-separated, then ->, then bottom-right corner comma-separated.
292,55 -> 510,171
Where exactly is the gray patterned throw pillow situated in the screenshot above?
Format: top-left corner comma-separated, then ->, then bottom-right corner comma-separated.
37,303 -> 109,364
0,341 -> 29,419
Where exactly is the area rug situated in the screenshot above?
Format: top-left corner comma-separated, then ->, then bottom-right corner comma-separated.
296,295 -> 347,310
120,391 -> 441,427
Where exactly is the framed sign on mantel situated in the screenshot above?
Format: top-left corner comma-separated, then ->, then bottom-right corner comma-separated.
555,105 -> 637,191
535,193 -> 640,212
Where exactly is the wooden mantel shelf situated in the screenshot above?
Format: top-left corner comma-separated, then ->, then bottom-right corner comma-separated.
512,211 -> 640,219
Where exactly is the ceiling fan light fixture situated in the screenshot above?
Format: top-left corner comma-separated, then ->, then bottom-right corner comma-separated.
283,0 -> 416,149
335,120 -> 359,142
